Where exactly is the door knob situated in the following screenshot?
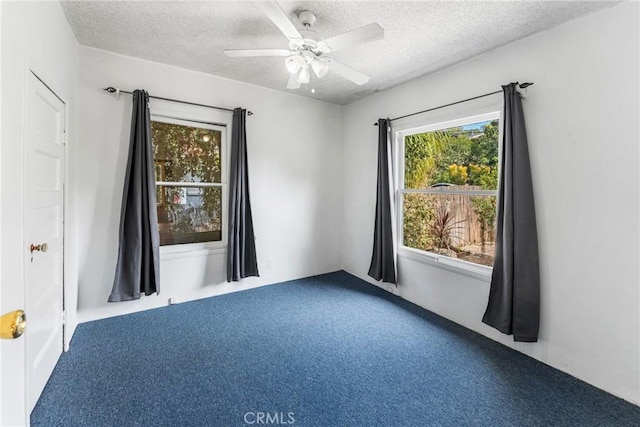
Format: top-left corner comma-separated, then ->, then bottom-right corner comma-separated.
0,309 -> 26,339
30,243 -> 48,253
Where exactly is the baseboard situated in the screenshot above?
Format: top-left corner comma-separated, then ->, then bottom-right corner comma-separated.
343,267 -> 640,407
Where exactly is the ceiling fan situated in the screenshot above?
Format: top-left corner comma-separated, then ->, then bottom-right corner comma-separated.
223,1 -> 384,90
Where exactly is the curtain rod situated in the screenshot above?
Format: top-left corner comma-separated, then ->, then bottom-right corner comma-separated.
102,87 -> 253,116
373,82 -> 533,126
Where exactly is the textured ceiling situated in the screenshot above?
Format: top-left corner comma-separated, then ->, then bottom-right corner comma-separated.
60,0 -> 618,105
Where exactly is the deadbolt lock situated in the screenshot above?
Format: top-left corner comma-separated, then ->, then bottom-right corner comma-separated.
30,243 -> 48,253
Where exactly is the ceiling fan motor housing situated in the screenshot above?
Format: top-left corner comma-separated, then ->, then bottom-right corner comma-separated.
298,10 -> 316,27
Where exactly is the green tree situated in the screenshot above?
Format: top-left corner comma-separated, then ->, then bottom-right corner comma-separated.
151,121 -> 222,239
470,196 -> 496,252
444,163 -> 468,185
404,129 -> 472,187
469,163 -> 497,189
432,132 -> 471,184
468,162 -> 497,251
469,120 -> 499,167
403,194 -> 434,251
403,121 -> 499,255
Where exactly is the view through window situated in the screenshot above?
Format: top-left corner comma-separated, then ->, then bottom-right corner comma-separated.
151,119 -> 224,246
400,115 -> 499,267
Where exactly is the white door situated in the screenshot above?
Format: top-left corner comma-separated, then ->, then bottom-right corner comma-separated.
24,71 -> 65,414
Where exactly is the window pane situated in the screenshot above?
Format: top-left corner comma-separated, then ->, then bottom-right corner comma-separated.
402,192 -> 496,266
404,120 -> 499,190
151,121 -> 222,183
157,186 -> 222,245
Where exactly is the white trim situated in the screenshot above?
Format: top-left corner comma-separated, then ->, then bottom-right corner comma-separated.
401,188 -> 497,196
398,246 -> 492,282
392,94 -> 502,135
160,244 -> 226,261
396,111 -> 500,139
156,181 -> 223,188
150,112 -> 229,249
395,109 -> 501,278
395,127 -> 405,248
152,113 -> 227,128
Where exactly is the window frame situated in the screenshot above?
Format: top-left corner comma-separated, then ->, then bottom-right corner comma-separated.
150,110 -> 229,258
395,110 -> 502,281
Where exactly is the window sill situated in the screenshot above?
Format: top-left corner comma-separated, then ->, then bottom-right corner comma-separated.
160,243 -> 226,261
398,246 -> 492,282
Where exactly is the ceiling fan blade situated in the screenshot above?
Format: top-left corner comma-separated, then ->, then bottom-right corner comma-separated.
319,23 -> 384,53
287,74 -> 301,90
224,49 -> 291,57
258,1 -> 303,44
327,59 -> 370,85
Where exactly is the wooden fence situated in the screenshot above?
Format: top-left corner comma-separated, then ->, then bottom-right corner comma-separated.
435,186 -> 495,248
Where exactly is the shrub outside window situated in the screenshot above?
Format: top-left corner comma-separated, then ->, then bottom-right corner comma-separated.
151,118 -> 225,246
399,112 -> 500,268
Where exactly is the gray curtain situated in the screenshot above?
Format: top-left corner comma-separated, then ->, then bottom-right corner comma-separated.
368,118 -> 397,284
109,90 -> 160,302
227,108 -> 259,282
482,83 -> 539,342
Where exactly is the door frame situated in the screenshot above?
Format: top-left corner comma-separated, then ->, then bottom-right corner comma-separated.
25,64 -> 67,352
24,62 -> 71,342
0,56 -> 72,426
22,64 -> 69,423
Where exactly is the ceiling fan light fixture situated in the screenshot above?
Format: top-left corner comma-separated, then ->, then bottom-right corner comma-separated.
285,55 -> 304,74
297,66 -> 310,84
311,58 -> 329,78
316,41 -> 330,53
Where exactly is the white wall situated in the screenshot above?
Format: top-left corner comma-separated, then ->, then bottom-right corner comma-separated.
342,2 -> 639,405
2,2 -> 636,423
76,46 -> 343,323
1,2 -> 79,424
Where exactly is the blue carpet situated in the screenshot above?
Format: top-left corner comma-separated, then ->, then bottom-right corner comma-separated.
32,271 -> 639,426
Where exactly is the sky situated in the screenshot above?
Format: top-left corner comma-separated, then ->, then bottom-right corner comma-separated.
461,120 -> 490,131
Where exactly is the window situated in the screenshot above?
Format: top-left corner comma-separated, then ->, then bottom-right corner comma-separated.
151,117 -> 226,246
398,112 -> 500,269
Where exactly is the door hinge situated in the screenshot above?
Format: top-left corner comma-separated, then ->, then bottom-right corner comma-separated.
62,310 -> 67,325
63,130 -> 67,146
